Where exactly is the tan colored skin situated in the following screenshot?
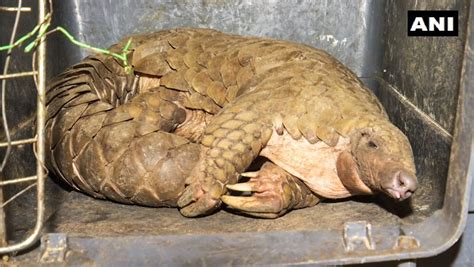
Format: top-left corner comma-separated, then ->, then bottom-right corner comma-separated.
261,133 -> 367,199
45,28 -> 417,218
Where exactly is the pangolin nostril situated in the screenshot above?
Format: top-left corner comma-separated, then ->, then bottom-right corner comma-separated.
398,176 -> 406,187
395,170 -> 418,199
384,170 -> 418,200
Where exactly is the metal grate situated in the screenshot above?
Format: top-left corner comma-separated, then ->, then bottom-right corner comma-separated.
0,0 -> 47,254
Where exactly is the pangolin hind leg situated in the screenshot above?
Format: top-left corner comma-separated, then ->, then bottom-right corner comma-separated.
222,162 -> 320,218
177,109 -> 274,217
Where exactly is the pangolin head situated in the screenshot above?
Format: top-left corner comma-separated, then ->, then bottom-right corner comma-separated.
337,119 -> 418,201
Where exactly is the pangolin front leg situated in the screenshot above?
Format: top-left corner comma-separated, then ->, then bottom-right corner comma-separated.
222,162 -> 320,218
177,109 -> 273,217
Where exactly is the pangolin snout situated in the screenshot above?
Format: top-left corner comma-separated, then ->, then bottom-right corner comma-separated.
383,170 -> 417,201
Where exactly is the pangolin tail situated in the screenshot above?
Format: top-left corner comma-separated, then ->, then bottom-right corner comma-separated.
45,53 -> 200,207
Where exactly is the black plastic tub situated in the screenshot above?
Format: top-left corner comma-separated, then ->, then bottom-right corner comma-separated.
0,0 -> 472,265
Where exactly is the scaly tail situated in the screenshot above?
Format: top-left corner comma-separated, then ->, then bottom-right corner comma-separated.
45,53 -> 201,207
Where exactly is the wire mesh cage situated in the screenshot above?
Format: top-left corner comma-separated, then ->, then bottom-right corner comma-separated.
0,0 -> 47,254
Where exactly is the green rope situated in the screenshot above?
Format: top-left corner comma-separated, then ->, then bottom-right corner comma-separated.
1,13 -> 133,73
0,14 -> 50,52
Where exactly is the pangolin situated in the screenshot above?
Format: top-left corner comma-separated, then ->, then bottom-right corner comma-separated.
45,28 -> 417,218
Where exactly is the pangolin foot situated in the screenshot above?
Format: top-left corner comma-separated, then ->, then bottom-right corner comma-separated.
178,173 -> 223,217
221,162 -> 295,219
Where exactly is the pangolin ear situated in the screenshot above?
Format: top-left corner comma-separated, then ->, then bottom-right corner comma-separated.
336,151 -> 373,195
350,128 -> 372,149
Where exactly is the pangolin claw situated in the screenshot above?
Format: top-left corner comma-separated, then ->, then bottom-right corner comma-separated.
178,174 -> 224,217
221,195 -> 276,213
179,195 -> 220,217
240,171 -> 259,178
177,184 -> 202,207
226,183 -> 254,192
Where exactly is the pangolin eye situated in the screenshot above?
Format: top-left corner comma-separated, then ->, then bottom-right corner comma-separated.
367,140 -> 378,149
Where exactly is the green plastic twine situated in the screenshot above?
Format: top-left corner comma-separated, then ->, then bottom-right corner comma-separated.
0,13 -> 51,52
1,13 -> 133,73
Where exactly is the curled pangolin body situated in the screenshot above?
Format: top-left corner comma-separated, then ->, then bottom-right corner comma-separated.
45,43 -> 202,206
45,28 -> 388,210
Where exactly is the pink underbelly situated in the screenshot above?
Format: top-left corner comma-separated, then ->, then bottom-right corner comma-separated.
260,131 -> 353,199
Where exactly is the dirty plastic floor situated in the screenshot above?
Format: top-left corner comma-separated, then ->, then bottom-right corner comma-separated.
46,191 -> 405,237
